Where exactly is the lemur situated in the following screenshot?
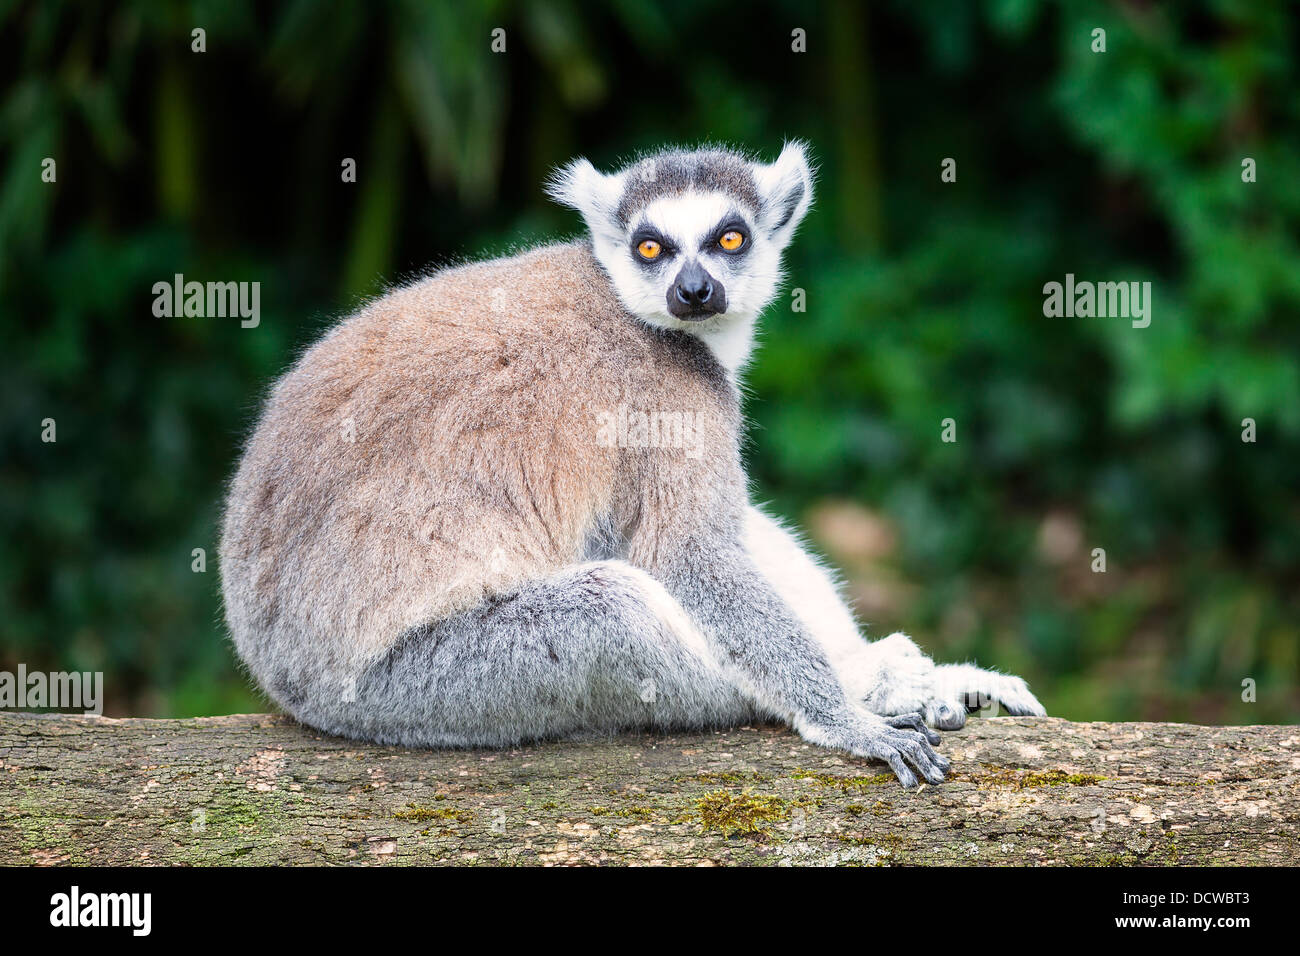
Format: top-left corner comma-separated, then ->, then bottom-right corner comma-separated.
220,143 -> 1045,788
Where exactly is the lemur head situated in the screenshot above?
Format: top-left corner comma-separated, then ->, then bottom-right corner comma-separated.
547,143 -> 814,373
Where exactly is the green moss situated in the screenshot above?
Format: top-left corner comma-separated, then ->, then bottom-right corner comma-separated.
842,800 -> 892,818
675,770 -> 771,786
1085,839 -> 1180,867
696,790 -> 789,837
965,765 -> 1105,790
589,805 -> 655,819
393,802 -> 472,824
191,787 -> 307,838
219,805 -> 263,827
790,769 -> 894,790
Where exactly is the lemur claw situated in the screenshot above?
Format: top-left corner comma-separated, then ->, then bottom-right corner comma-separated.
884,711 -> 943,746
830,712 -> 950,788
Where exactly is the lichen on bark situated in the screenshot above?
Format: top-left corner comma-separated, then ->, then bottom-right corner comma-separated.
1,714 -> 1295,866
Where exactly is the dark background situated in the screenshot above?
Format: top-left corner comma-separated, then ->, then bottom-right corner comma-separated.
3,0 -> 1298,722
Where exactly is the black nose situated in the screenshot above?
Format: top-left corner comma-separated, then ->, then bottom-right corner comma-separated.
675,272 -> 712,307
668,261 -> 723,319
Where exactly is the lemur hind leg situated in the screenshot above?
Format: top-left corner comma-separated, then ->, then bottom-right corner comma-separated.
303,560 -> 758,749
741,505 -> 1045,730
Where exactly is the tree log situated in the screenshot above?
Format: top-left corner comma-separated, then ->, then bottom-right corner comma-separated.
1,714 -> 1295,865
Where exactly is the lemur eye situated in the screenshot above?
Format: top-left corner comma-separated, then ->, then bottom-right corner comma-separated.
718,230 -> 745,252
636,239 -> 662,261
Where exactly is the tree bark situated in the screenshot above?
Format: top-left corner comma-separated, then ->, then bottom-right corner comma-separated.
1,714 -> 1295,865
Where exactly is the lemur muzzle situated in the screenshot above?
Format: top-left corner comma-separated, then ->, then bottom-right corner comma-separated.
668,260 -> 726,319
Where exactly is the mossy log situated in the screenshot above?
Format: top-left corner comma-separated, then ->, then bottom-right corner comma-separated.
1,714 -> 1295,865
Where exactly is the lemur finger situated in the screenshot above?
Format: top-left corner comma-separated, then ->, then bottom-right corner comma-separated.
900,738 -> 947,785
913,733 -> 950,776
886,726 -> 948,782
927,745 -> 951,773
886,712 -> 942,745
883,752 -> 919,789
861,730 -> 928,788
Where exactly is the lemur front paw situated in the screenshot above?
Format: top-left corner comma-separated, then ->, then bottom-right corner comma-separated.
850,633 -> 1047,730
800,709 -> 949,789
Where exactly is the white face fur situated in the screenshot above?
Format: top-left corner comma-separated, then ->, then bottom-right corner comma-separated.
547,143 -> 815,379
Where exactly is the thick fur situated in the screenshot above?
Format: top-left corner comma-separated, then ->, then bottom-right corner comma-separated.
221,145 -> 1043,788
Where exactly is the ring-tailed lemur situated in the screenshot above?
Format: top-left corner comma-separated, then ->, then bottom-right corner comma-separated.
220,142 -> 1045,788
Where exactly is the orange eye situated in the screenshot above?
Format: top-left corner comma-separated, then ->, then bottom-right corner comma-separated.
718,230 -> 745,251
637,239 -> 662,260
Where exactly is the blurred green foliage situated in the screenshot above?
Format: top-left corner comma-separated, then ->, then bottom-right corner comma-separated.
2,0 -> 1297,723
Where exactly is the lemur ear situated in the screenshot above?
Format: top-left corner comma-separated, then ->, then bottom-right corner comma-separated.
545,157 -> 626,240
754,141 -> 815,248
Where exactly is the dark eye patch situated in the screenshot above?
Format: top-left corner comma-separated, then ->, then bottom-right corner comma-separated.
703,215 -> 752,254
630,224 -> 676,264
